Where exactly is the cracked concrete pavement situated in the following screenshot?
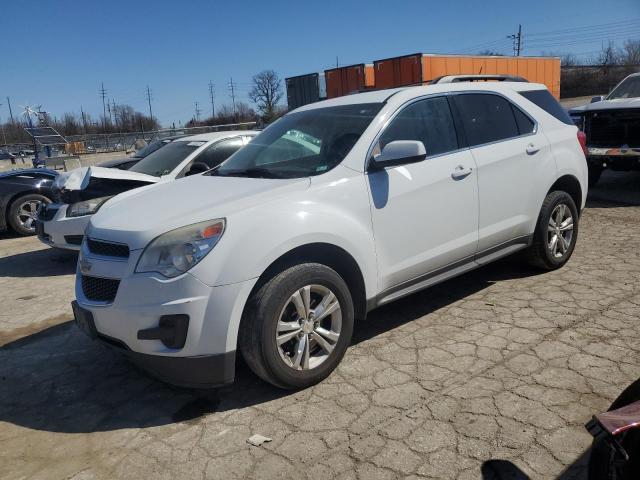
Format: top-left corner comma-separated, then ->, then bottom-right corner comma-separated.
1,170 -> 640,479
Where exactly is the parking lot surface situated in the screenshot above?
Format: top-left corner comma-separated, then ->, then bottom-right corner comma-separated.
1,171 -> 640,479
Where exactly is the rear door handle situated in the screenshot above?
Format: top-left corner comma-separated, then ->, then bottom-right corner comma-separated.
526,143 -> 541,155
451,165 -> 473,180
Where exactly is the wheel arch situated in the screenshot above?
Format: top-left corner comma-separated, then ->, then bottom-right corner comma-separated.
248,242 -> 368,322
548,174 -> 582,213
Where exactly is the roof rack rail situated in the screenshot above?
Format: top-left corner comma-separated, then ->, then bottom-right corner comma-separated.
429,74 -> 528,84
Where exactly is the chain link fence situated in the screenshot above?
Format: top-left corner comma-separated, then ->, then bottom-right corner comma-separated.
63,122 -> 259,154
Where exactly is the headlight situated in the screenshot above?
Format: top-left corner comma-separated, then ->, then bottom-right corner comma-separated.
66,196 -> 113,217
135,219 -> 225,278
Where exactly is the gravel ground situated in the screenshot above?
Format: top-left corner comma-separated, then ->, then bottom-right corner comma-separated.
1,170 -> 639,479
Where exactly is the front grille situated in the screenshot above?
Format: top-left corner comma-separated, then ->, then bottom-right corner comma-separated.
586,110 -> 640,148
38,205 -> 59,221
87,238 -> 130,258
81,275 -> 120,302
64,235 -> 83,245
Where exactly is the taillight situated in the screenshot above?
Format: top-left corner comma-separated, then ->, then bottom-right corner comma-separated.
577,131 -> 588,157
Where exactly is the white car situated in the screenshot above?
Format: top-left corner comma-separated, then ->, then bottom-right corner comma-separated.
73,81 -> 587,389
36,131 -> 257,250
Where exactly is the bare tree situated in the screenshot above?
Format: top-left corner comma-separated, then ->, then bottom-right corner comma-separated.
622,40 -> 640,65
249,70 -> 283,123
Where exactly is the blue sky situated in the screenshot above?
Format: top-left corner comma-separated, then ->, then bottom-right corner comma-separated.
1,0 -> 638,126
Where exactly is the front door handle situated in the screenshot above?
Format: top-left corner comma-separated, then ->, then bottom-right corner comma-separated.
526,143 -> 541,155
451,165 -> 473,180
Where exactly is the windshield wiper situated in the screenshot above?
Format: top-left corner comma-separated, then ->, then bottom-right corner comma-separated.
216,167 -> 285,179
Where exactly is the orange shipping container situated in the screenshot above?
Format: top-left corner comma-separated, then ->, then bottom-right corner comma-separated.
373,53 -> 561,98
325,64 -> 375,98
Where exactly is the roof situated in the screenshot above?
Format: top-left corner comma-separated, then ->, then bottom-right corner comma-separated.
294,81 -> 549,112
178,130 -> 260,142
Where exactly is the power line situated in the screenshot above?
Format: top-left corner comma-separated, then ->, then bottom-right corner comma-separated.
525,18 -> 640,37
208,81 -> 215,118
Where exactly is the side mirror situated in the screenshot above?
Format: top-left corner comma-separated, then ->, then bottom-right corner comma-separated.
185,162 -> 209,176
370,140 -> 427,170
590,95 -> 605,103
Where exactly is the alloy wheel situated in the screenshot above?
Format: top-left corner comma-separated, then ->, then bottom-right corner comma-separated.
17,200 -> 42,233
547,203 -> 574,258
275,284 -> 342,371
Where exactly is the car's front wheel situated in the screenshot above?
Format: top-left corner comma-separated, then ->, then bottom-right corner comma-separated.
526,190 -> 579,270
8,193 -> 50,236
239,263 -> 354,389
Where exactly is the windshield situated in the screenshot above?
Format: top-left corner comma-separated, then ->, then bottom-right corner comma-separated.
133,139 -> 168,158
212,103 -> 383,179
608,76 -> 640,100
128,141 -> 202,177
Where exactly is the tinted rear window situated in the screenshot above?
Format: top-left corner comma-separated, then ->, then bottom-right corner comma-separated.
455,94 -> 519,147
519,89 -> 573,125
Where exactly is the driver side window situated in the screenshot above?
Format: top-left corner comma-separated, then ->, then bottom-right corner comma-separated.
378,96 -> 459,157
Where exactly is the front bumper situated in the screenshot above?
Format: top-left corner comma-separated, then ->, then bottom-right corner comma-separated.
75,244 -> 257,387
37,203 -> 90,251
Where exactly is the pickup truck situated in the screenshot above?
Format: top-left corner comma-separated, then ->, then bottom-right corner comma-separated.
569,72 -> 640,186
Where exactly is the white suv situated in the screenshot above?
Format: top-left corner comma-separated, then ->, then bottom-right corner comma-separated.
73,81 -> 587,389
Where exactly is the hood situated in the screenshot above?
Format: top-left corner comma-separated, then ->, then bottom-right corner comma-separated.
570,97 -> 640,114
89,174 -> 311,249
0,168 -> 58,179
54,166 -> 158,191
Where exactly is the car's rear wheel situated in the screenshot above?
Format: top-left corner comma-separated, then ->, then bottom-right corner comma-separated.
526,191 -> 579,270
7,193 -> 50,236
239,263 -> 354,389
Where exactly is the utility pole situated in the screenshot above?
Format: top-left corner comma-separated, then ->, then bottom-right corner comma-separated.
336,56 -> 339,68
145,85 -> 154,124
508,24 -> 522,56
0,103 -> 6,146
80,106 -> 88,134
6,97 -> 14,124
194,101 -> 201,124
228,77 -> 237,118
110,99 -> 117,127
208,81 -> 215,119
99,83 -> 107,132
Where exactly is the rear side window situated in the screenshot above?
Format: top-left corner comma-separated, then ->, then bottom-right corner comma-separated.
454,94 -> 519,147
379,96 -> 459,157
519,89 -> 573,125
512,106 -> 535,135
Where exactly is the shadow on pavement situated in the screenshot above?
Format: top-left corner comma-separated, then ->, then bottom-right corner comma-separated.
0,256 -> 538,434
481,460 -> 530,479
0,247 -> 77,277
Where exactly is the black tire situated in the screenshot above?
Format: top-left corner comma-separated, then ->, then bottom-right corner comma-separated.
588,164 -> 603,188
588,380 -> 640,480
526,190 -> 579,270
7,193 -> 50,236
239,263 -> 354,390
